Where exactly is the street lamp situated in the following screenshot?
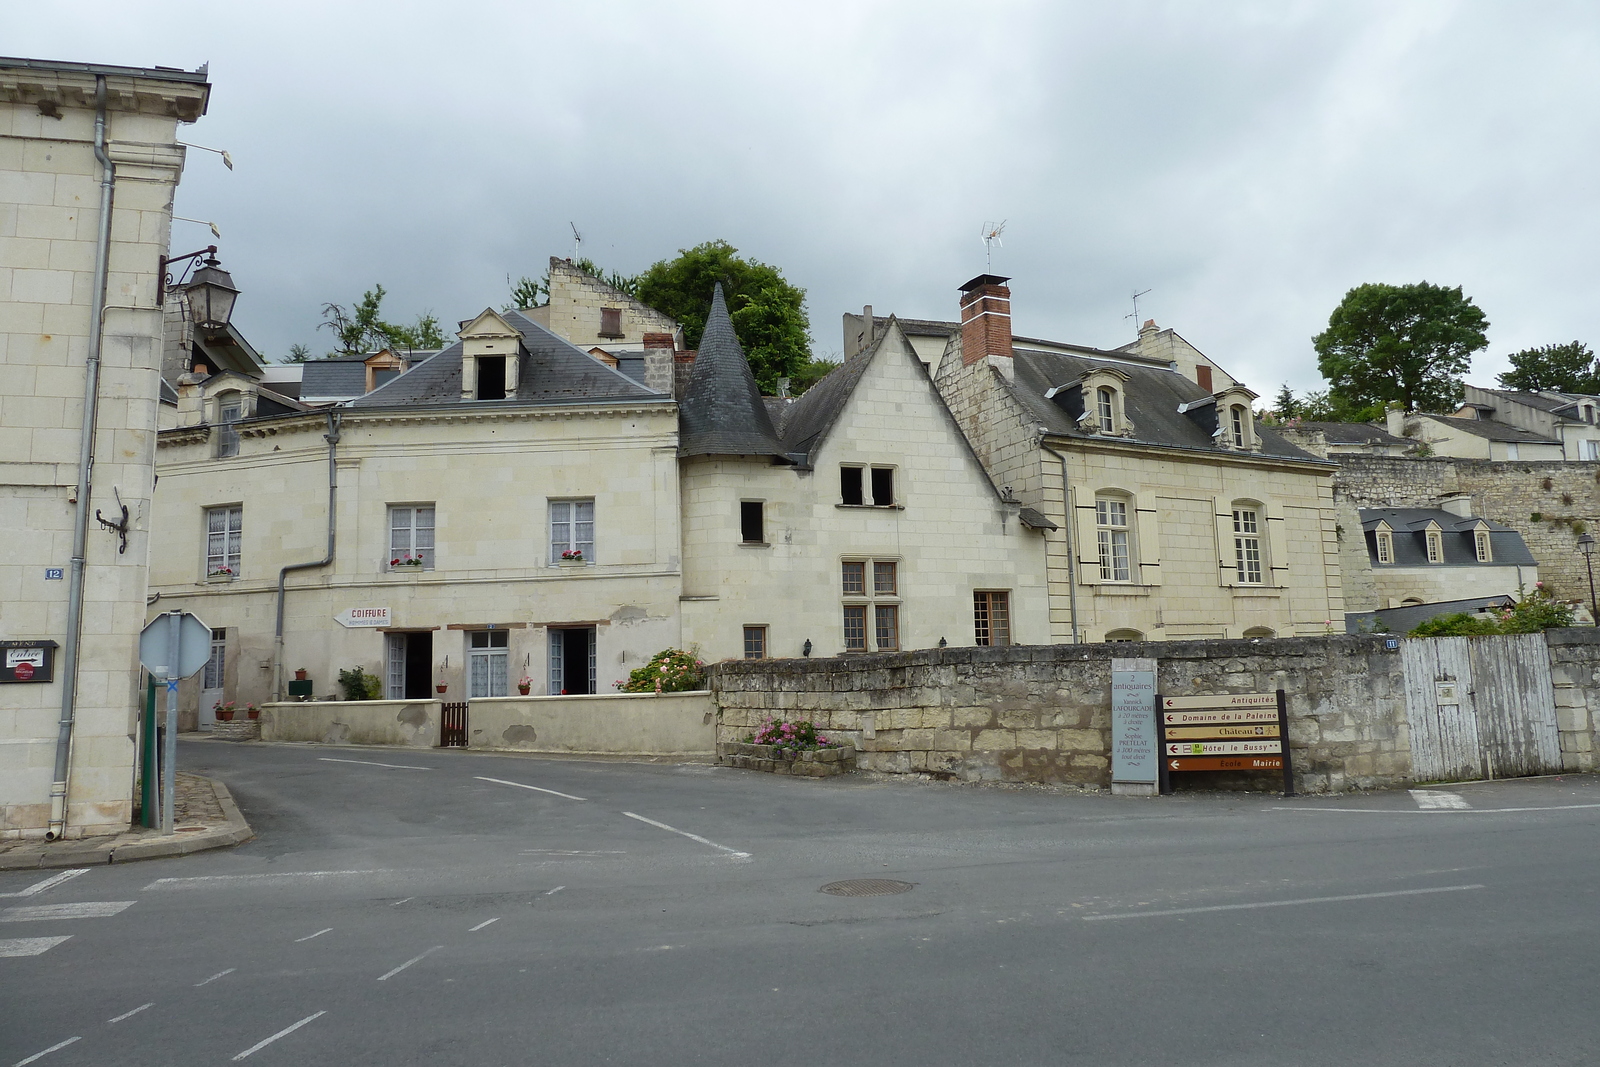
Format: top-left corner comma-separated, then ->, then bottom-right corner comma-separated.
157,245 -> 240,332
1577,533 -> 1598,626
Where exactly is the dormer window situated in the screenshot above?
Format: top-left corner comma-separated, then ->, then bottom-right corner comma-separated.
476,356 -> 507,400
1426,528 -> 1443,563
1079,369 -> 1132,436
1097,388 -> 1115,433
1475,529 -> 1492,562
1230,405 -> 1247,448
457,308 -> 523,402
1375,529 -> 1393,564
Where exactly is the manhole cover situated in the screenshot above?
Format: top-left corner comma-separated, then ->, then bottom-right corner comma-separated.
819,879 -> 915,897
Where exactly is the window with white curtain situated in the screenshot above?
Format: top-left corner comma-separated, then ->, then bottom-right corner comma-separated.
549,499 -> 595,563
205,505 -> 242,578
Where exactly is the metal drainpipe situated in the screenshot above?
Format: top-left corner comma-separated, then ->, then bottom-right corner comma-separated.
274,411 -> 342,701
1039,440 -> 1080,645
46,75 -> 114,840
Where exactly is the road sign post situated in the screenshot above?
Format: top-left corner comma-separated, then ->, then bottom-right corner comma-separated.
1155,689 -> 1293,797
138,611 -> 213,834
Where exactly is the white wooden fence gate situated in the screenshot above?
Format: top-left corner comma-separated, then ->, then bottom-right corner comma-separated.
1400,633 -> 1561,782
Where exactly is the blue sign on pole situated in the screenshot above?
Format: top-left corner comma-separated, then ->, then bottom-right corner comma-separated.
44,568 -> 63,581
166,680 -> 179,693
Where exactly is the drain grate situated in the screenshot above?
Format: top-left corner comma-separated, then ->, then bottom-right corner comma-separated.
819,878 -> 915,897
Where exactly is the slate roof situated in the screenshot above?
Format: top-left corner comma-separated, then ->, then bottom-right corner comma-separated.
349,310 -> 663,409
299,357 -> 368,401
1005,349 -> 1324,462
1344,594 -> 1518,635
775,336 -> 876,463
1421,415 -> 1561,445
1358,508 -> 1536,567
1295,421 -> 1410,447
677,285 -> 788,459
1473,388 -> 1582,419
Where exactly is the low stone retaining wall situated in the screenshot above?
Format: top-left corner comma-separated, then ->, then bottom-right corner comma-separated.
718,742 -> 857,777
466,691 -> 714,756
211,718 -> 260,742
260,700 -> 440,747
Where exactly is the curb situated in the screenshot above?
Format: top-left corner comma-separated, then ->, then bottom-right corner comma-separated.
0,775 -> 254,871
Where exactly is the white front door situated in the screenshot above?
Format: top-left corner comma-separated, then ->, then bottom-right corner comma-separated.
198,628 -> 226,729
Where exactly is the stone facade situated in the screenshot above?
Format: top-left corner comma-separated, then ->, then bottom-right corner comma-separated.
1545,628 -> 1599,773
711,637 -> 1412,793
717,741 -> 856,776
1334,455 -> 1600,603
1,60 -> 210,838
523,257 -> 681,354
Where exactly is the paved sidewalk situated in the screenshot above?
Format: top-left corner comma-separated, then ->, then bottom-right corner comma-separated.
0,772 -> 253,870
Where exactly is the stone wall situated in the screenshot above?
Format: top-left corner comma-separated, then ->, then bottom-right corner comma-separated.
260,700 -> 440,747
1544,628 -> 1599,773
711,637 -> 1412,793
1334,455 -> 1600,599
466,691 -> 714,756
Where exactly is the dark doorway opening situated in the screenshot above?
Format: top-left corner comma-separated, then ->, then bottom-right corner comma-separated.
477,356 -> 507,400
403,631 -> 432,699
550,627 -> 595,695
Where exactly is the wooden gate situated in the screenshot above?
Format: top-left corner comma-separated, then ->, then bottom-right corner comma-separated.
441,701 -> 468,748
1400,633 -> 1560,782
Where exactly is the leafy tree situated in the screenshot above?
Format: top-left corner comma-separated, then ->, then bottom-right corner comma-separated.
283,343 -> 312,364
1293,388 -> 1384,424
1313,282 -> 1489,413
1496,341 -> 1598,393
1272,384 -> 1299,421
320,284 -> 445,356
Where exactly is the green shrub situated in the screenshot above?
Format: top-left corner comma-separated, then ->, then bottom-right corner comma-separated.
1407,584 -> 1574,637
338,666 -> 382,701
615,648 -> 705,693
1408,613 -> 1501,637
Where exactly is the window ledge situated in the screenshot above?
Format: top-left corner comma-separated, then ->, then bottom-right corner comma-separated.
384,566 -> 433,575
205,574 -> 236,584
553,560 -> 593,568
1228,586 -> 1283,597
1090,584 -> 1153,597
835,504 -> 904,511
738,541 -> 771,548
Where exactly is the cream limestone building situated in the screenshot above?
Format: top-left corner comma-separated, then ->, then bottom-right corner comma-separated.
677,287 -> 1049,659
2,58 -> 210,838
929,275 -> 1344,642
150,308 -> 681,720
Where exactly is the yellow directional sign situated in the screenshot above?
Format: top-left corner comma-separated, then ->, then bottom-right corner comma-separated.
1161,708 -> 1279,726
1160,693 -> 1277,710
1163,724 -> 1280,740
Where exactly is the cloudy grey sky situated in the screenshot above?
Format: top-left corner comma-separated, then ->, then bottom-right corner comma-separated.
12,1 -> 1600,394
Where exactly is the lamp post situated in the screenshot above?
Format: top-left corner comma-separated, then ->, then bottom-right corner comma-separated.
157,246 -> 240,332
1578,533 -> 1598,626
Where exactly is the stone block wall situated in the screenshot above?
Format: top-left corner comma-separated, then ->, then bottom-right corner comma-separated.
711,636 -> 1412,793
1335,456 -> 1600,599
1544,628 -> 1599,773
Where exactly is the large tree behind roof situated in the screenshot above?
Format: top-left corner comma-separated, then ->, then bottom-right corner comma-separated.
1313,281 -> 1489,413
1496,341 -> 1598,393
634,239 -> 812,392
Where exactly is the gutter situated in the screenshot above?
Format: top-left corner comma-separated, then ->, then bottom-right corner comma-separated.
1039,440 -> 1081,645
273,411 -> 341,701
46,75 -> 113,840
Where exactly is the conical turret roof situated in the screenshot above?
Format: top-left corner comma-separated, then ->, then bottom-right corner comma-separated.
678,284 -> 789,459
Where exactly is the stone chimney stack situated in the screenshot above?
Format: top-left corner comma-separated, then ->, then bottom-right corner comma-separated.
176,370 -> 207,428
1385,405 -> 1406,438
959,274 -> 1013,367
1437,493 -> 1474,518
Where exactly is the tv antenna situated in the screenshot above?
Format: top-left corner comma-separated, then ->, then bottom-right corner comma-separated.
981,220 -> 1006,273
1124,288 -> 1152,328
569,222 -> 582,261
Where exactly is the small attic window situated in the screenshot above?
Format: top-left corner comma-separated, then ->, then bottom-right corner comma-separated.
477,356 -> 507,400
1230,405 -> 1248,448
599,308 -> 623,339
1096,387 -> 1115,433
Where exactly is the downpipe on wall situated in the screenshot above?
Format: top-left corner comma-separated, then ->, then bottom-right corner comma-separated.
274,411 -> 342,701
1039,440 -> 1080,645
47,75 -> 115,840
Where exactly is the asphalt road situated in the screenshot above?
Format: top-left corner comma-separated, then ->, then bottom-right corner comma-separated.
3,741 -> 1598,1066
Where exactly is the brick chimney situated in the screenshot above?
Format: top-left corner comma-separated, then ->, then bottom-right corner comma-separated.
959,275 -> 1012,366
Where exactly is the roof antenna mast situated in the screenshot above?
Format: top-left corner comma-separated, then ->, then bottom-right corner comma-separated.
569,222 -> 582,261
1124,288 -> 1152,331
981,220 -> 1006,274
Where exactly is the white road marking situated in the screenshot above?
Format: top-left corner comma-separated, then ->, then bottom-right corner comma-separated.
13,1036 -> 80,1065
294,928 -> 333,942
377,945 -> 442,981
468,918 -> 500,932
622,812 -> 752,859
318,757 -> 432,771
1,901 -> 134,923
1411,789 -> 1471,809
545,886 -> 565,896
231,1011 -> 326,1061
1082,884 -> 1485,921
0,870 -> 89,899
390,897 -> 414,906
0,937 -> 71,958
108,1003 -> 153,1024
145,870 -> 391,890
1273,802 -> 1600,815
195,968 -> 236,986
520,849 -> 625,855
475,776 -> 586,801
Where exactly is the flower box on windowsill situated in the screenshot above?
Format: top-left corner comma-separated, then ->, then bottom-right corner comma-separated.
205,572 -> 236,584
387,562 -> 429,575
556,559 -> 589,569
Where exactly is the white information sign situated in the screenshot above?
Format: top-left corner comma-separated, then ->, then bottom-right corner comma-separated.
6,648 -> 45,668
335,606 -> 391,628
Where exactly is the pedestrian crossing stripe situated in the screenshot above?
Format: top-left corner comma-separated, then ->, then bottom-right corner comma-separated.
0,936 -> 72,957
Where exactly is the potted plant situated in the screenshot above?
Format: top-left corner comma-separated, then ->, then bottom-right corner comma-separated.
558,549 -> 585,566
517,675 -> 533,695
207,564 -> 235,581
214,701 -> 236,722
436,682 -> 448,694
244,702 -> 260,720
390,552 -> 425,569
293,667 -> 308,681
